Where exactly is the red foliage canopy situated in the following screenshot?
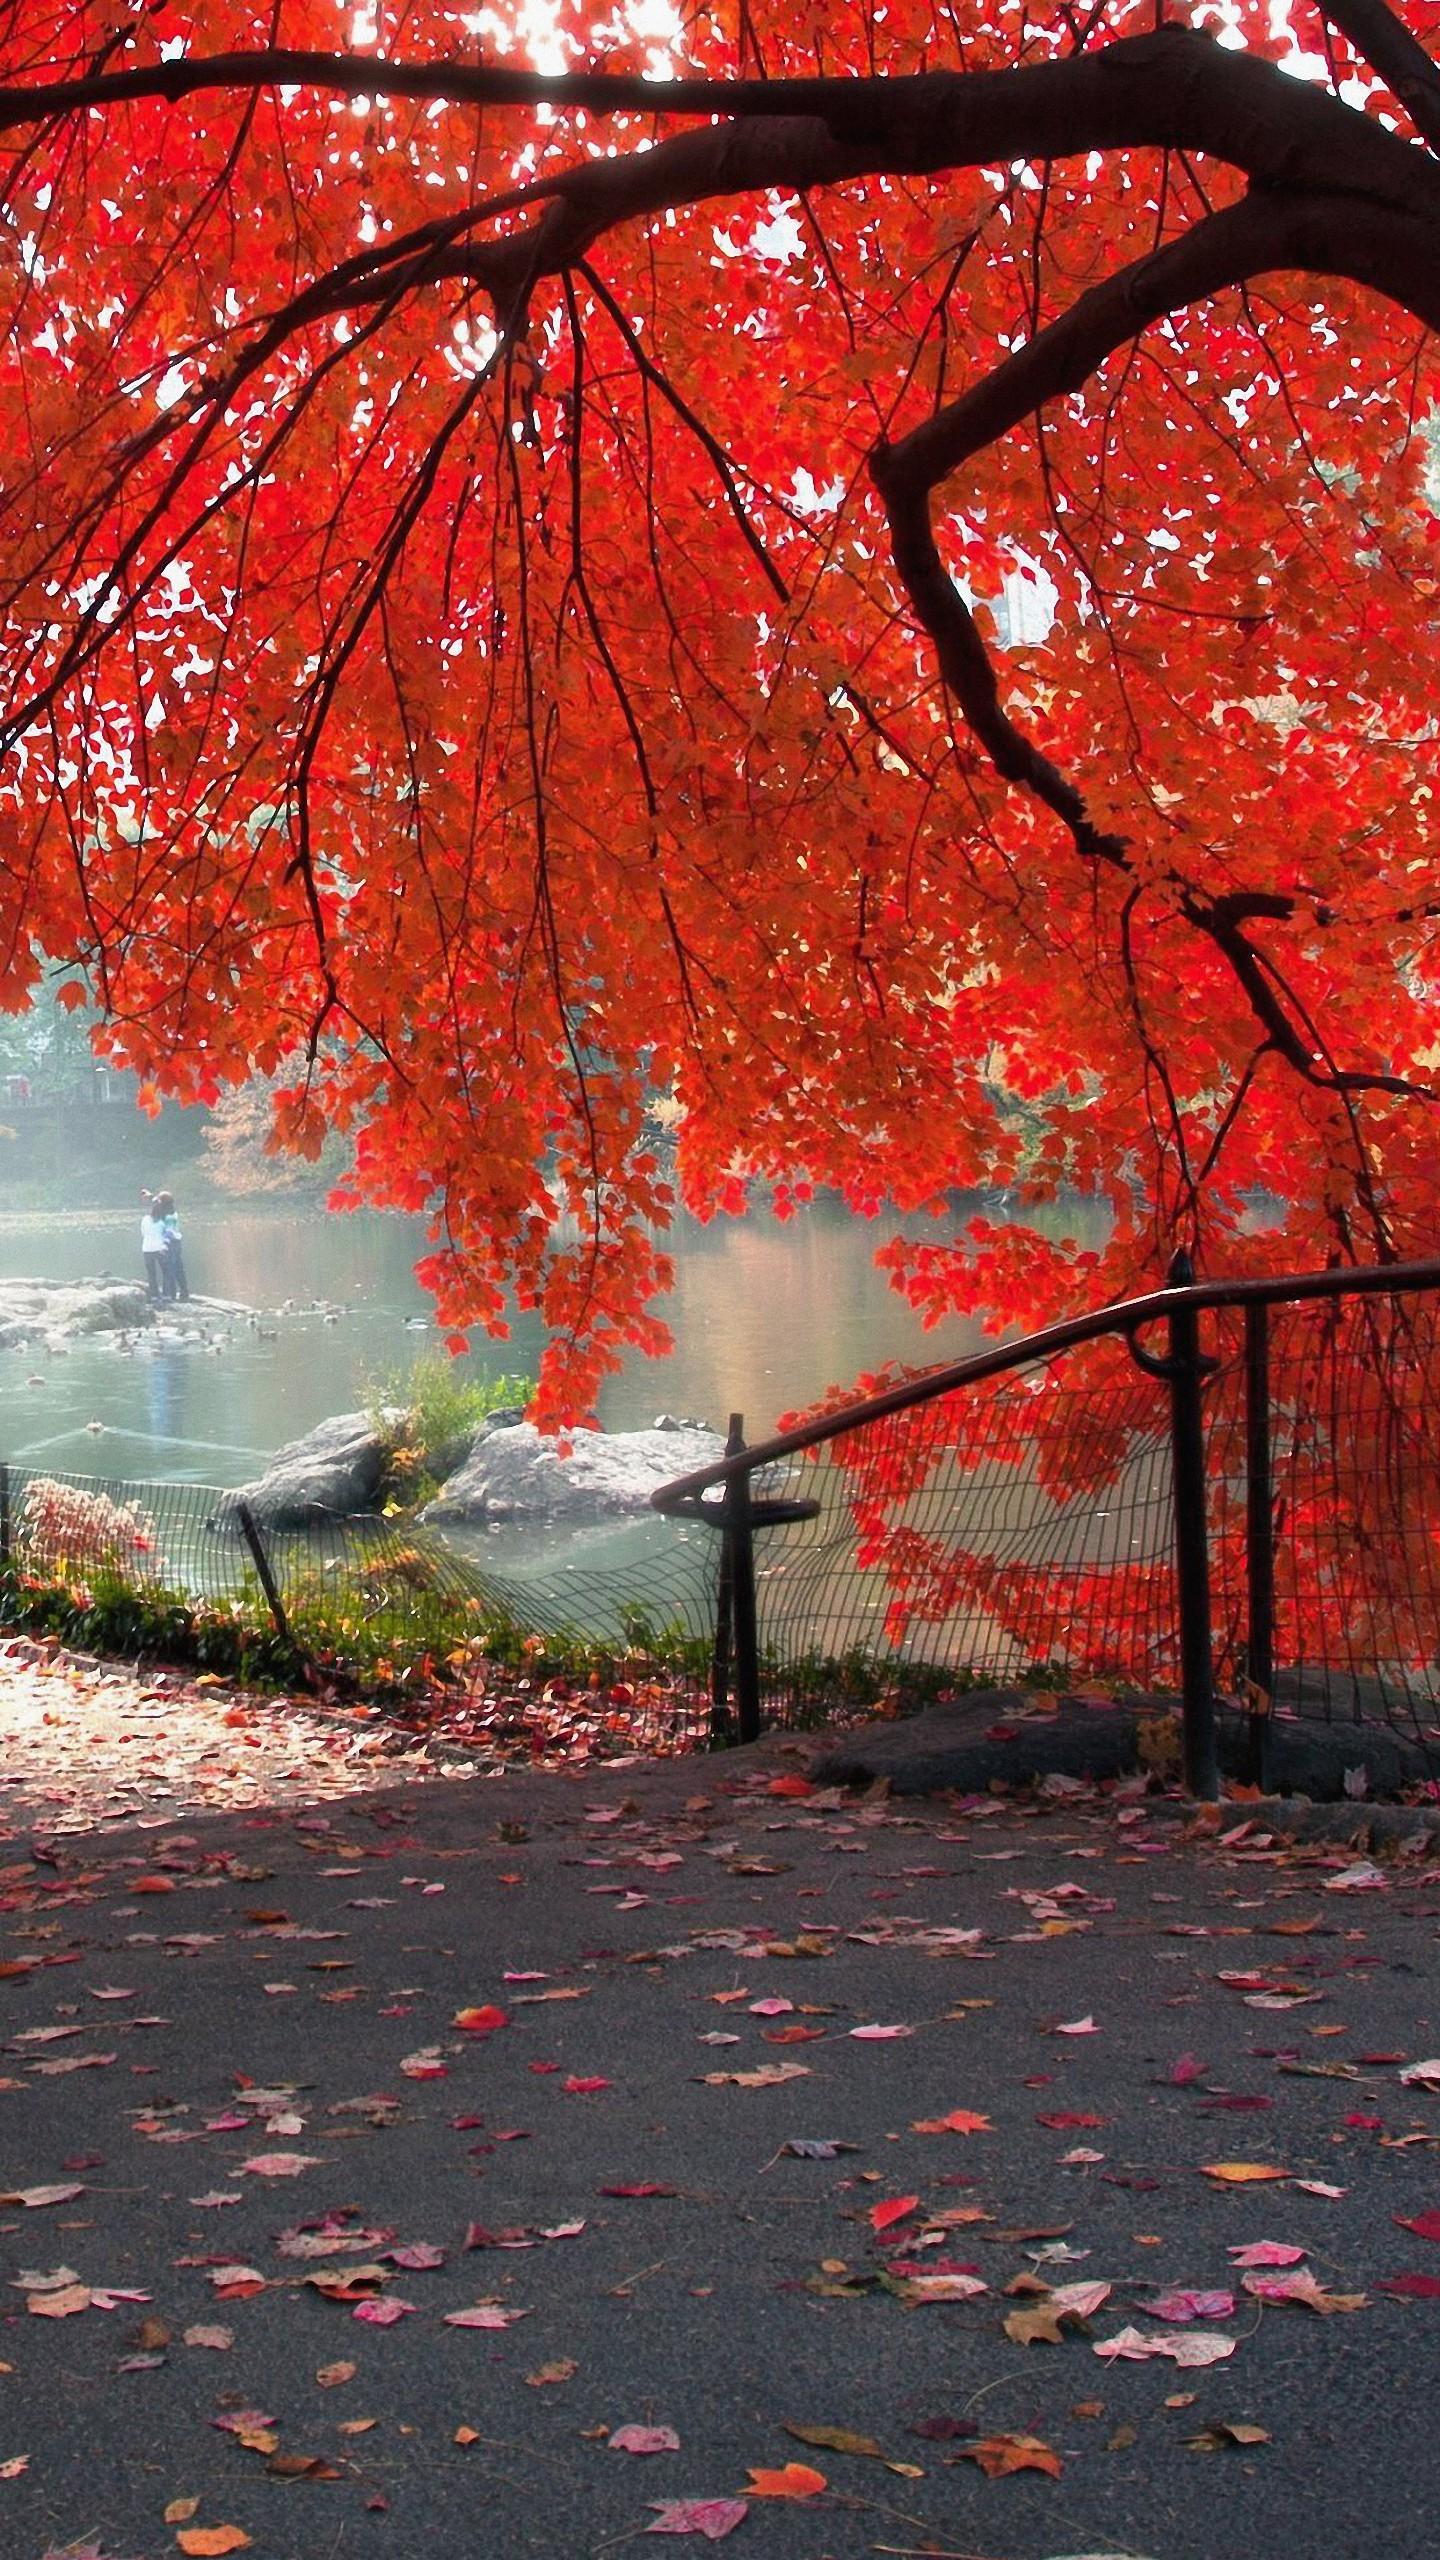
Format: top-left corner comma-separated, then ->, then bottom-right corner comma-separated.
1,0 -> 1438,1412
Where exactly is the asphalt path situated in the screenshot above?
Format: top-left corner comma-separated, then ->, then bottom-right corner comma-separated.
2,1743 -> 1439,2560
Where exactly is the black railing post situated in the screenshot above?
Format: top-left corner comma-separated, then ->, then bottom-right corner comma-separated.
1166,1250 -> 1219,1800
0,1464 -> 10,1570
709,1418 -> 740,1736
235,1499 -> 296,1652
1243,1300 -> 1275,1789
718,1413 -> 761,1746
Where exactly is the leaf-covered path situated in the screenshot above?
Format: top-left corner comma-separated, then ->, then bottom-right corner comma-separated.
0,1637 -> 470,1836
2,1661 -> 1440,2558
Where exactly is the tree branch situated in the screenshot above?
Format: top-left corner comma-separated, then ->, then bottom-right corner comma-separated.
1313,0 -> 1440,153
1,31 -> 1436,223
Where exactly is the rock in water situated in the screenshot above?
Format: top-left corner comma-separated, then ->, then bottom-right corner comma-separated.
220,1410 -> 398,1528
0,1278 -> 154,1348
422,1420 -> 724,1525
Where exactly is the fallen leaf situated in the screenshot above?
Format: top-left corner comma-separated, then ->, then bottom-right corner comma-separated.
27,2284 -> 91,2318
384,2243 -> 446,2271
164,2500 -> 200,2525
1229,2241 -> 1306,2267
886,2271 -> 988,2304
1200,2163 -> 1289,2185
646,2498 -> 749,2538
526,2359 -> 577,2386
1148,2290 -> 1236,2324
911,2110 -> 992,2136
176,2532 -> 252,2557
182,2324 -> 233,2350
868,2196 -> 920,2234
1049,2281 -> 1113,2320
0,2184 -> 85,2208
452,2006 -> 510,2033
316,2361 -> 356,2386
744,2462 -> 827,2497
454,2426 -> 480,2445
443,2304 -> 529,2329
951,2431 -> 1063,2479
1377,2274 -> 1440,2298
1094,2327 -> 1236,2366
562,2076 -> 611,2095
611,2425 -> 681,2454
1395,2211 -> 1440,2243
1241,2270 -> 1366,2314
701,2064 -> 809,2089
1185,2422 -> 1272,2452
1004,2302 -> 1064,2345
238,2153 -> 322,2178
782,2422 -> 885,2459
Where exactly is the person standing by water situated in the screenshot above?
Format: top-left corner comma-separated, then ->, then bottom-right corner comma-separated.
139,1194 -> 168,1301
153,1191 -> 190,1302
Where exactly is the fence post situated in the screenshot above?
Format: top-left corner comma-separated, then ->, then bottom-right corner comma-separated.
235,1500 -> 296,1652
717,1413 -> 761,1747
1165,1250 -> 1219,1800
1243,1300 -> 1275,1789
0,1464 -> 9,1571
709,1419 -> 739,1737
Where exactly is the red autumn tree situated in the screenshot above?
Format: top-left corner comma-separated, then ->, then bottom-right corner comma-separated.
0,0 -> 1438,1420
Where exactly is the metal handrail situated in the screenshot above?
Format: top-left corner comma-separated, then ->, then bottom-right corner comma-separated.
650,1258 -> 1440,1510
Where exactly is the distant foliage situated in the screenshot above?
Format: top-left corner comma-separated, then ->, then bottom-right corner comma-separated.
202,1072 -> 352,1197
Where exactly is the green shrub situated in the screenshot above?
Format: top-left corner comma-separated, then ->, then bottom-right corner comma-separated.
364,1355 -> 535,1508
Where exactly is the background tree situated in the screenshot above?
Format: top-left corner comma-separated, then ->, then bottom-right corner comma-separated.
202,1064 -> 353,1198
0,0 -> 1438,1415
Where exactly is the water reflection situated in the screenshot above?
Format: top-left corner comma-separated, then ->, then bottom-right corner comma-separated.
145,1345 -> 187,1444
0,1193 -> 1108,1484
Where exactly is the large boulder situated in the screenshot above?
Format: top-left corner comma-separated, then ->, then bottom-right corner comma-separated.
0,1277 -> 155,1348
422,1419 -> 724,1525
222,1410 -> 399,1529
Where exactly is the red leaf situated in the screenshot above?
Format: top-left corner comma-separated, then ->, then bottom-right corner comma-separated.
869,2195 -> 920,2233
1395,2212 -> 1440,2242
453,2005 -> 509,2035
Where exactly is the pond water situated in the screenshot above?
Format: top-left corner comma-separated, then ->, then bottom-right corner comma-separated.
0,1191 -> 1116,1654
0,1193 -> 1106,1490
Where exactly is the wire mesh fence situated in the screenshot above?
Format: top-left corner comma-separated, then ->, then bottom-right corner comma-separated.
6,1273 -> 1440,1765
743,1335 -> 1183,1709
704,1281 -> 1440,1760
0,1463 -> 722,1756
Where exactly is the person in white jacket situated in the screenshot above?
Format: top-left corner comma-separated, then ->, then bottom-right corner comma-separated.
139,1199 -> 167,1300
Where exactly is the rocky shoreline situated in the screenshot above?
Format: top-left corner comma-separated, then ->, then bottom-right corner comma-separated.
0,1274 -> 256,1352
221,1407 -> 724,1530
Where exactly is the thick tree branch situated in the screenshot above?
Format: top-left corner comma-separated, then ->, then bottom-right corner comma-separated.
1314,0 -> 1440,153
2,31 -> 1437,224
